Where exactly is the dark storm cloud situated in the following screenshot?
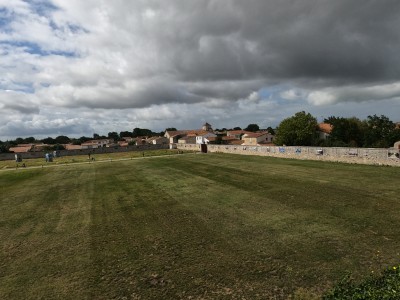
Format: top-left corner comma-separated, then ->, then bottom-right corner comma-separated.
3,0 -> 400,117
86,0 -> 400,110
0,91 -> 40,114
160,0 -> 400,85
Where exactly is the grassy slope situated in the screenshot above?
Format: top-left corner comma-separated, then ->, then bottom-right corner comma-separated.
0,149 -> 186,169
0,153 -> 399,299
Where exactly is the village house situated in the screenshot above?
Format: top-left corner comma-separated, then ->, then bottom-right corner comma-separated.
118,140 -> 129,147
195,131 -> 217,144
8,144 -> 34,153
226,130 -> 253,139
178,136 -> 196,144
165,124 -> 216,145
164,130 -> 189,144
222,136 -> 242,144
146,136 -> 169,145
8,143 -> 50,153
121,137 -> 135,143
81,139 -> 113,149
64,144 -> 82,150
318,123 -> 333,140
242,132 -> 272,146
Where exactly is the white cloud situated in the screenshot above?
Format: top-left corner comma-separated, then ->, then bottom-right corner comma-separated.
307,91 -> 336,105
280,89 -> 304,101
307,82 -> 400,106
1,0 -> 400,139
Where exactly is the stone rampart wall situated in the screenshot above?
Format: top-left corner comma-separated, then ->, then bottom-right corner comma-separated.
176,144 -> 400,167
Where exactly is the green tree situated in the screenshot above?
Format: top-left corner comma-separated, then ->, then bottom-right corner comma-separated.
132,128 -> 153,137
165,127 -> 177,131
15,137 -> 24,144
275,111 -> 318,146
42,137 -> 56,144
324,116 -> 365,147
245,124 -> 260,132
0,141 -> 11,153
75,136 -> 91,145
364,114 -> 398,148
266,126 -> 275,135
119,131 -> 133,138
55,135 -> 70,144
108,131 -> 120,141
391,128 -> 400,146
24,137 -> 36,143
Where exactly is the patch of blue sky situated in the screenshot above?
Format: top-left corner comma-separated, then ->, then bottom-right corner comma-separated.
22,0 -> 58,17
47,49 -> 77,57
0,81 -> 35,93
0,40 -> 77,57
259,85 -> 286,99
40,82 -> 51,88
49,20 -> 88,34
258,85 -> 306,104
0,8 -> 14,32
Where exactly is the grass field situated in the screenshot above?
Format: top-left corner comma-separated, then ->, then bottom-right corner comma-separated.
0,149 -> 186,170
1,153 -> 399,299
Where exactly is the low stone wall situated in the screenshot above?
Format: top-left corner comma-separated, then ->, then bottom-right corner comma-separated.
176,144 -> 400,167
0,144 -> 169,161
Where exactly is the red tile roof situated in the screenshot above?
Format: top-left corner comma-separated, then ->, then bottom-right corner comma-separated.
222,136 -> 238,141
318,123 -> 333,134
228,140 -> 245,145
118,142 -> 129,147
65,144 -> 82,150
243,132 -> 267,138
9,146 -> 33,153
226,130 -> 253,136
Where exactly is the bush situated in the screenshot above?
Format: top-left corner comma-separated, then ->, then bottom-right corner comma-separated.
323,265 -> 400,299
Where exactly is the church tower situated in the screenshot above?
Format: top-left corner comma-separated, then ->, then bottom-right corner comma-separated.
202,122 -> 212,131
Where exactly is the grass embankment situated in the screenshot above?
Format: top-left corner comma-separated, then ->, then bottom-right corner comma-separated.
0,149 -> 187,170
1,154 -> 399,299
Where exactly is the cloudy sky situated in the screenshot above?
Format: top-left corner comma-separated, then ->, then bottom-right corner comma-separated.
1,0 -> 400,140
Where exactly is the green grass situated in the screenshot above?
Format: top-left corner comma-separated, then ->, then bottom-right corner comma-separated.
1,153 -> 399,299
0,149 -> 188,169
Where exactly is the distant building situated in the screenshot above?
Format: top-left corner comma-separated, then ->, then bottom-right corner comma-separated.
81,139 -> 113,149
242,132 -> 271,146
165,124 -> 216,145
226,130 -> 253,139
202,122 -> 213,131
178,136 -> 196,144
196,131 -> 217,144
318,123 -> 333,140
9,143 -> 49,153
9,144 -> 34,153
146,136 -> 169,145
65,144 -> 82,150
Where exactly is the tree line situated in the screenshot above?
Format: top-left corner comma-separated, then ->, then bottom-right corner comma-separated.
1,114 -> 399,153
0,127 -> 164,153
274,111 -> 400,148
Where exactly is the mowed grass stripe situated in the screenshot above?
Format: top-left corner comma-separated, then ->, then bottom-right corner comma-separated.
86,160 -> 265,298
1,166 -> 96,299
1,154 -> 400,299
